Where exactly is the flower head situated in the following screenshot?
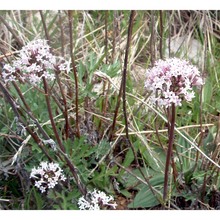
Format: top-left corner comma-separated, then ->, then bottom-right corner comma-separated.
145,58 -> 204,108
30,161 -> 66,193
2,39 -> 71,85
78,189 -> 117,210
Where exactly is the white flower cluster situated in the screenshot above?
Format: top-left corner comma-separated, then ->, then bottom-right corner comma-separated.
145,58 -> 204,108
2,39 -> 71,85
30,161 -> 66,193
78,189 -> 117,210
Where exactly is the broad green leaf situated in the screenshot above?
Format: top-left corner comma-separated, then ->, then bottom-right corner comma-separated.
128,185 -> 161,208
176,134 -> 192,171
122,148 -> 135,168
202,78 -> 212,106
128,173 -> 164,208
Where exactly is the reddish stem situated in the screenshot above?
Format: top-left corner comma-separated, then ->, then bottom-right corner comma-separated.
163,103 -> 176,204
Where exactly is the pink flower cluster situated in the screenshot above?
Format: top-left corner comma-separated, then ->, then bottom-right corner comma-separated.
30,161 -> 66,193
145,58 -> 204,108
78,189 -> 117,210
2,39 -> 70,85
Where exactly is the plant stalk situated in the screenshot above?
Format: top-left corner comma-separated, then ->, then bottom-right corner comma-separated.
42,77 -> 66,152
163,103 -> 176,204
68,10 -> 80,138
159,10 -> 164,59
39,11 -> 50,44
108,10 -> 135,142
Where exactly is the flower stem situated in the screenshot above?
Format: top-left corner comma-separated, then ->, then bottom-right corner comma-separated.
68,10 -> 80,138
108,10 -> 135,142
42,77 -> 87,195
42,77 -> 65,152
163,103 -> 176,205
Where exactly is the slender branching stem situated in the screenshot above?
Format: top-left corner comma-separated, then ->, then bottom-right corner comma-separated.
58,10 -> 65,57
39,11 -> 50,44
150,10 -> 155,65
42,77 -> 65,152
167,11 -> 171,58
109,11 -> 135,141
108,85 -> 122,141
39,10 -> 70,139
159,10 -> 164,60
68,10 -> 80,138
105,10 -> 108,64
97,11 -> 109,135
122,10 -> 135,143
154,10 -> 164,151
42,77 -> 86,195
55,73 -> 70,139
163,103 -> 176,204
55,146 -> 87,196
194,12 -> 207,172
118,10 -> 162,206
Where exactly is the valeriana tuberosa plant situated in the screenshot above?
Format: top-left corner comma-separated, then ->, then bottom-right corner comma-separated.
145,57 -> 204,204
1,39 -> 87,196
2,39 -> 69,152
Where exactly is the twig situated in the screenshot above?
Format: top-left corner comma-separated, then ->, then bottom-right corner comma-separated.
108,11 -> 135,141
193,11 -> 207,173
42,76 -> 65,152
58,10 -> 65,57
40,10 -> 70,139
54,73 -> 70,140
39,11 -> 50,43
159,10 -> 164,59
163,103 -> 176,203
105,10 -> 108,64
68,10 -> 80,138
150,11 -> 156,65
122,10 -> 135,144
167,11 -> 171,58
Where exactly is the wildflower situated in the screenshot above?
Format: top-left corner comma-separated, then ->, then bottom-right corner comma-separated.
30,161 -> 66,193
78,189 -> 117,210
145,57 -> 204,108
2,39 -> 70,85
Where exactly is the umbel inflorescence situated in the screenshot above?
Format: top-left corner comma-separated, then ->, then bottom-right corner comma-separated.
78,189 -> 117,210
30,161 -> 66,193
2,39 -> 70,85
145,58 -> 204,108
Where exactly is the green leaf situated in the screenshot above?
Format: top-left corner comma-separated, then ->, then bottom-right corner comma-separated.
202,77 -> 213,106
33,187 -> 44,210
95,139 -> 111,160
128,173 -> 164,208
120,189 -> 132,198
122,148 -> 134,168
202,126 -> 216,155
176,134 -> 192,170
128,185 -> 160,208
24,187 -> 44,210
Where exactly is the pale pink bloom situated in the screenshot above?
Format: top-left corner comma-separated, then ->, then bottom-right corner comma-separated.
78,189 -> 117,210
2,39 -> 70,85
30,161 -> 66,193
145,58 -> 204,108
